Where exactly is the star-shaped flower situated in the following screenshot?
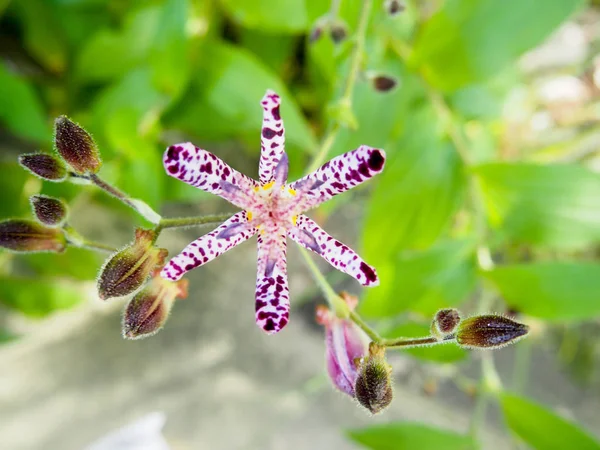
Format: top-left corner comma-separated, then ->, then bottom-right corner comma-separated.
161,90 -> 386,334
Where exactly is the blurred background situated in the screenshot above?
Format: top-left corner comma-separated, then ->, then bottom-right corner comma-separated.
1,0 -> 600,449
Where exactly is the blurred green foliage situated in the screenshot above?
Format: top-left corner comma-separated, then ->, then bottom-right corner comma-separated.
1,0 -> 600,447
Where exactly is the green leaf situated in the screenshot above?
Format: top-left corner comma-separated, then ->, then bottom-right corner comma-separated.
0,63 -> 50,142
483,263 -> 600,321
92,68 -> 167,159
150,0 -> 191,98
117,147 -> 165,210
168,41 -> 316,152
501,393 -> 600,450
0,162 -> 31,217
361,239 -> 477,318
412,0 -> 584,91
219,0 -> 309,33
363,105 -> 466,259
347,423 -> 474,450
240,29 -> 297,73
13,0 -> 68,73
474,163 -> 600,250
0,277 -> 86,317
385,322 -> 467,363
20,247 -> 102,281
75,6 -> 161,83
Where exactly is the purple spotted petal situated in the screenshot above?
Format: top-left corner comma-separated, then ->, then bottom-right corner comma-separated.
324,315 -> 368,397
163,143 -> 258,210
290,215 -> 379,287
258,90 -> 285,185
161,211 -> 257,281
255,226 -> 289,334
290,146 -> 386,213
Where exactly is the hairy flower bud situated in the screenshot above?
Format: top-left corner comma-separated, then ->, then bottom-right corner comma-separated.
317,303 -> 368,398
30,195 -> 68,227
123,275 -> 188,339
431,308 -> 461,339
54,116 -> 101,174
384,0 -> 405,16
97,229 -> 168,300
456,315 -> 529,349
18,153 -> 67,181
372,75 -> 398,93
330,23 -> 348,43
355,343 -> 393,414
0,219 -> 66,253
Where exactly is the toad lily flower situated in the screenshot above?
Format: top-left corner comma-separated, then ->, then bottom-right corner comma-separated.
161,90 -> 385,334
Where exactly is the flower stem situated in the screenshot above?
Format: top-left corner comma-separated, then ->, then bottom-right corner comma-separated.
299,248 -> 350,318
348,309 -> 381,342
306,0 -> 373,173
63,225 -> 117,253
88,173 -> 137,209
154,214 -> 233,234
342,0 -> 372,101
382,336 -> 448,349
150,213 -> 233,245
78,240 -> 117,253
88,173 -> 161,223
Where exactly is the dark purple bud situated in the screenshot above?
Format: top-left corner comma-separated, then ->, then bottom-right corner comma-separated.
309,25 -> 323,42
354,343 -> 393,414
385,0 -> 405,16
97,229 -> 168,300
372,75 -> 398,92
54,116 -> 101,174
18,153 -> 67,182
0,219 -> 66,253
456,315 -> 529,349
30,195 -> 68,227
123,276 -> 188,339
330,24 -> 348,43
431,308 -> 461,339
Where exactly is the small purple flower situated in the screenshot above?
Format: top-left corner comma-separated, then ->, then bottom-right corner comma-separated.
316,300 -> 368,397
161,90 -> 385,334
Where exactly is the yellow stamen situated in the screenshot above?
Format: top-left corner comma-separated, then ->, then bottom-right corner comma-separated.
246,211 -> 253,221
262,180 -> 275,191
287,187 -> 297,196
292,215 -> 298,226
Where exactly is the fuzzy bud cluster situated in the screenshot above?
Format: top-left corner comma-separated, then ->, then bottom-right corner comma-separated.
97,229 -> 168,300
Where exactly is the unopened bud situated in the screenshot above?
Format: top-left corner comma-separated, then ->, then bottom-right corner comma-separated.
355,343 -> 393,414
30,195 -> 68,227
123,275 -> 188,339
431,308 -> 461,339
330,23 -> 347,43
19,153 -> 67,181
384,0 -> 405,16
372,75 -> 398,92
97,229 -> 168,300
0,219 -> 66,253
456,315 -> 529,349
54,116 -> 101,174
309,25 -> 323,42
